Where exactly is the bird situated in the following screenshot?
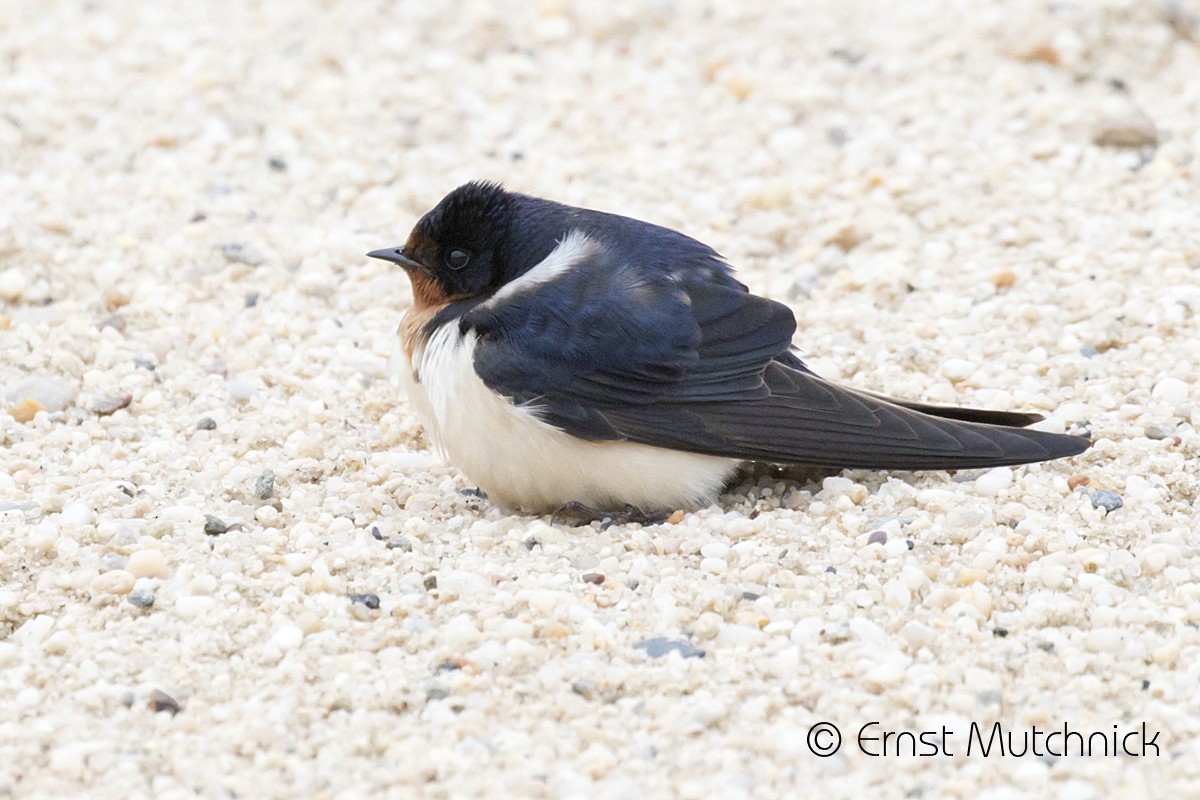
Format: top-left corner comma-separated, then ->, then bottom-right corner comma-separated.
367,181 -> 1090,521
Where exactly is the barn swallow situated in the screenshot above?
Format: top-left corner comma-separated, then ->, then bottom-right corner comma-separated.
368,181 -> 1090,518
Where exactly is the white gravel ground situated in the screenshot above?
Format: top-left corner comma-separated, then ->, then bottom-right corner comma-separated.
3,1 -> 1200,797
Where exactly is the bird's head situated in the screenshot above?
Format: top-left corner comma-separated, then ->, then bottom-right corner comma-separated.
368,181 -> 514,306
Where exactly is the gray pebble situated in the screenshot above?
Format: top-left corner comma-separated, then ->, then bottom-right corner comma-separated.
254,469 -> 275,499
348,593 -> 381,610
196,417 -> 217,431
1145,424 -> 1175,440
220,242 -> 264,266
426,685 -> 451,701
128,587 -> 156,608
866,530 -> 887,546
635,637 -> 705,659
571,679 -> 596,699
1091,489 -> 1124,513
133,356 -> 158,370
203,514 -> 228,535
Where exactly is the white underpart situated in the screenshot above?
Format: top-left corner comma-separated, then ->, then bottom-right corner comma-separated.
400,326 -> 739,513
397,233 -> 739,513
480,228 -> 600,308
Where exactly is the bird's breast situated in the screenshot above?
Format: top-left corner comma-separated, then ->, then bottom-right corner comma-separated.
394,319 -> 738,513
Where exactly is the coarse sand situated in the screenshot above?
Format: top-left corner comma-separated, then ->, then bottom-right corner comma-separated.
2,1 -> 1200,798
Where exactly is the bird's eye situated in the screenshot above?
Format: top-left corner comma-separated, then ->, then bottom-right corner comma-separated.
446,249 -> 471,270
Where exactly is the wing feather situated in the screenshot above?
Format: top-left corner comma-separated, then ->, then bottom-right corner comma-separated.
467,244 -> 1089,470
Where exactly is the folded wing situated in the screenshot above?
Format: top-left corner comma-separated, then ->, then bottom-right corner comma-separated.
464,243 -> 1090,470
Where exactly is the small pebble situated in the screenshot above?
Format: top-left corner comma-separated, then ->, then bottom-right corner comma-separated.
581,573 -> 605,585
254,469 -> 275,499
245,292 -> 260,308
941,358 -> 976,382
1067,474 -> 1091,490
254,505 -> 280,526
98,313 -> 127,332
974,467 -> 1014,496
866,530 -> 887,546
423,575 -> 438,591
426,685 -> 451,701
196,417 -> 217,431
0,267 -> 29,300
92,393 -> 132,416
148,690 -> 181,715
1092,116 -> 1158,148
127,581 -> 156,608
666,509 -> 685,524
269,624 -> 304,651
99,553 -> 128,572
571,679 -> 596,699
220,242 -> 264,266
7,377 -> 75,411
9,397 -> 45,423
1152,377 -> 1188,406
127,549 -> 167,579
635,637 -> 706,659
991,268 -> 1017,289
348,593 -> 381,610
1091,489 -> 1124,513
1145,424 -> 1174,440
91,570 -> 135,596
174,595 -> 217,619
227,378 -> 255,402
203,514 -> 228,536
60,502 -> 91,526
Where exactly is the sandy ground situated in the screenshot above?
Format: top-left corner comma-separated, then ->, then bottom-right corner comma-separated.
3,0 -> 1200,797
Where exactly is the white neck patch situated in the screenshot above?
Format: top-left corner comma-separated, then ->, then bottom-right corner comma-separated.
484,229 -> 599,308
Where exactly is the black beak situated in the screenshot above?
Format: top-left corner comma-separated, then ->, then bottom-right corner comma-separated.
366,247 -> 424,271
